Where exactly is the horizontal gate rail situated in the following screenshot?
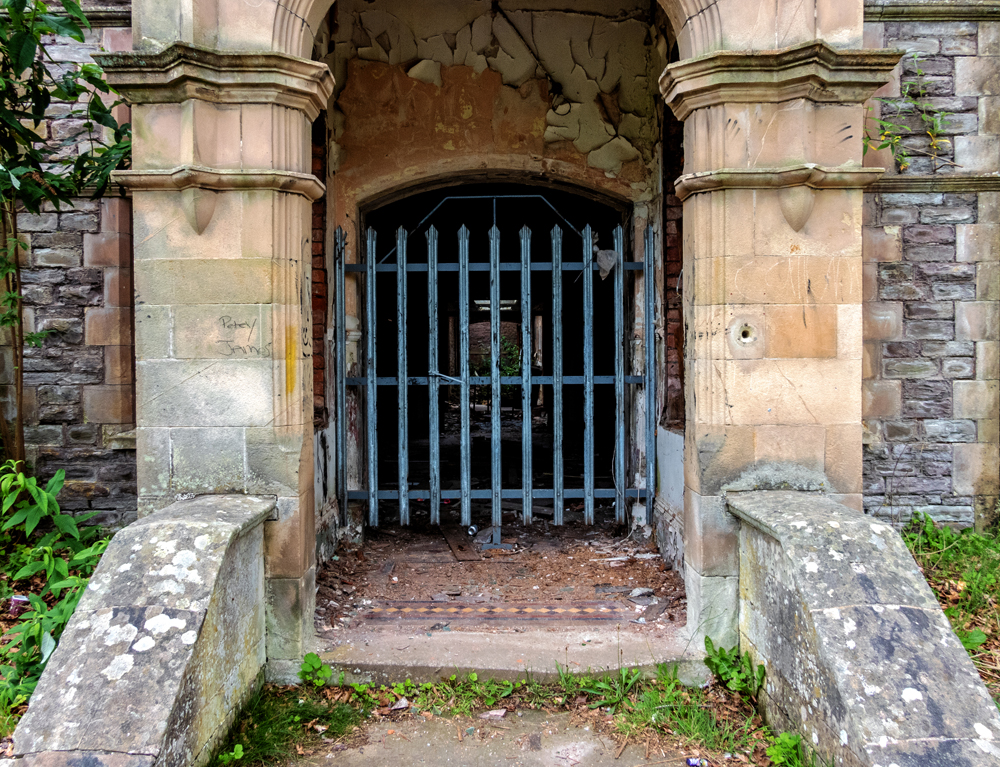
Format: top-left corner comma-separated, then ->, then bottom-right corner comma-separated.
347,489 -> 651,500
345,262 -> 646,272
340,222 -> 658,526
345,376 -> 645,385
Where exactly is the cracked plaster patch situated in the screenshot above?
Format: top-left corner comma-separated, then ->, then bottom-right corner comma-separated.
330,0 -> 662,178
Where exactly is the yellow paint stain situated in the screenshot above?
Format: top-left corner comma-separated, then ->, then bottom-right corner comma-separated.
435,122 -> 458,134
285,327 -> 297,396
443,140 -> 456,151
461,104 -> 473,120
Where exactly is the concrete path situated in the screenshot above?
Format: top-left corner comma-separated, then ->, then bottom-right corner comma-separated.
314,710 -> 689,766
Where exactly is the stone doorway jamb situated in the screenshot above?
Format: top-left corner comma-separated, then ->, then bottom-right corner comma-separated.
97,44 -> 334,676
661,41 -> 900,647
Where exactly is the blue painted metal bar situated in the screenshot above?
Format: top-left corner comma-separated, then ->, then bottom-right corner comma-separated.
427,226 -> 440,525
552,226 -> 563,527
334,228 -> 347,524
346,262 -> 649,273
397,227 -> 409,526
520,226 -> 532,525
582,225 -> 594,525
644,225 -> 657,517
365,228 -> 379,527
458,226 -> 471,528
613,225 -> 626,524
489,226 -> 502,532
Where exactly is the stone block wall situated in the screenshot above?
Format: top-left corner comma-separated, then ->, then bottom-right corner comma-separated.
1,17 -> 137,527
863,8 -> 1000,530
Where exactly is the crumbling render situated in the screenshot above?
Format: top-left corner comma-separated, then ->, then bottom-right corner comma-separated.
322,0 -> 667,179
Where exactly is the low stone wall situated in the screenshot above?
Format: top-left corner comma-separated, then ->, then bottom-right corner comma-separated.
729,490 -> 1000,766
5,495 -> 276,767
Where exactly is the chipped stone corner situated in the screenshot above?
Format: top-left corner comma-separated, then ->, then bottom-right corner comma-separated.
8,495 -> 277,767
730,490 -> 1000,767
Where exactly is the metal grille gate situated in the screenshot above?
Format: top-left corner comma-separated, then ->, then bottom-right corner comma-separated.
333,222 -> 656,546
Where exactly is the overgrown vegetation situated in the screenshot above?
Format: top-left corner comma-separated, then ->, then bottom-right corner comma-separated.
0,0 -> 131,463
903,513 -> 1000,708
0,460 -> 108,735
863,53 -> 957,173
215,651 -> 824,766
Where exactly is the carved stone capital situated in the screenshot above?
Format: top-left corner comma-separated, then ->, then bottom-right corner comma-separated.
674,164 -> 885,201
95,43 -> 334,121
660,42 -> 902,121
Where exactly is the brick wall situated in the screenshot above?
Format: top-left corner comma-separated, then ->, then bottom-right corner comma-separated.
863,13 -> 1000,530
313,125 -> 328,426
662,107 -> 684,431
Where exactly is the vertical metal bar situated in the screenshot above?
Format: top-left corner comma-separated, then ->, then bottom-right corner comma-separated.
520,226 -> 532,525
613,225 -> 625,524
582,225 -> 594,526
365,228 -> 378,527
489,225 -> 502,533
427,226 -> 440,525
459,226 -> 471,528
644,225 -> 657,510
397,227 -> 409,526
552,226 -> 563,527
335,228 -> 347,524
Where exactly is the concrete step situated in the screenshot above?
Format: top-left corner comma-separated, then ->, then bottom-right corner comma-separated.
316,623 -> 708,687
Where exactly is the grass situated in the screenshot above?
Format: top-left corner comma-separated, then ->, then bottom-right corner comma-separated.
215,664 -> 818,766
902,513 -> 1000,707
214,684 -> 363,764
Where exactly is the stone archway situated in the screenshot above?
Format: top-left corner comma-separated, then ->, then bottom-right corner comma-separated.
98,0 -> 896,667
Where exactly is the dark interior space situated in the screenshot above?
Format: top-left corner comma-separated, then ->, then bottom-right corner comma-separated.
361,182 -> 641,527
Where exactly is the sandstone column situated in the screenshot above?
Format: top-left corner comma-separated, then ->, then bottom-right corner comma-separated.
98,45 -> 334,673
661,42 -> 899,646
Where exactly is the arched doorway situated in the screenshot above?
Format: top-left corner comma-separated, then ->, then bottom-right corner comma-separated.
338,181 -> 656,544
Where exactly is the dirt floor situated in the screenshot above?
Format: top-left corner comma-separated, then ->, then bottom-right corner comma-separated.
315,505 -> 686,636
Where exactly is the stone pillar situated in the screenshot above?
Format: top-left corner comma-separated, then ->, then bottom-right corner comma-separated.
661,43 -> 899,646
98,45 -> 334,673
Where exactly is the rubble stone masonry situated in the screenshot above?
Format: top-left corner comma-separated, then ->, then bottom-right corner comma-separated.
863,10 -> 1000,530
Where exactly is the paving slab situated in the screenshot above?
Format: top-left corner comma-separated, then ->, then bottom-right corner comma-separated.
311,710 -> 688,766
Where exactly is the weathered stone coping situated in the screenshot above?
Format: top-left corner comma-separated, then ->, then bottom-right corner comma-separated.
6,494 -> 276,767
865,0 -> 1000,22
871,173 -> 1000,193
660,41 -> 902,120
728,490 -> 1000,766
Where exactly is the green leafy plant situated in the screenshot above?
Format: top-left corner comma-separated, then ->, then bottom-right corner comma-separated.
299,652 -> 333,688
767,732 -> 805,765
217,744 -> 243,763
0,460 -> 108,712
703,637 -> 765,702
863,53 -> 957,173
0,0 -> 131,463
581,666 -> 642,713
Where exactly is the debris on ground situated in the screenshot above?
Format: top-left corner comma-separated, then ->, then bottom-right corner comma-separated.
315,504 -> 685,634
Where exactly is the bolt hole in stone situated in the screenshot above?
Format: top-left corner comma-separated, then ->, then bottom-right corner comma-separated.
738,325 -> 755,344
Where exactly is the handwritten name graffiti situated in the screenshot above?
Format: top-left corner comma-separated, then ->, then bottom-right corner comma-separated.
216,315 -> 273,358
